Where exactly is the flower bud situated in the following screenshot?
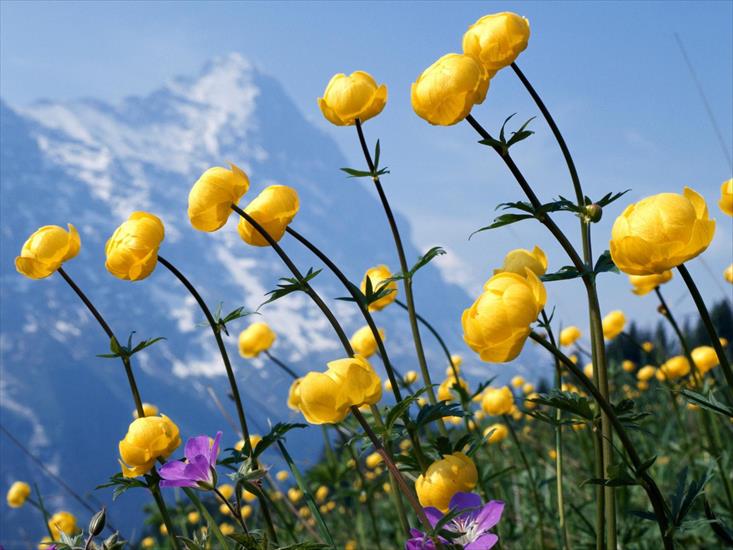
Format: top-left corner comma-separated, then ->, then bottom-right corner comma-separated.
415,452 -> 478,512
89,508 -> 106,537
462,12 -> 530,73
559,326 -> 582,347
609,187 -> 715,275
188,163 -> 249,232
48,511 -> 79,538
691,346 -> 719,374
318,71 -> 387,126
6,481 -> 31,508
602,310 -> 626,340
484,423 -> 508,444
724,264 -> 733,284
481,386 -> 514,416
585,203 -> 603,223
720,178 -> 733,216
361,265 -> 398,311
238,322 -> 276,358
118,415 -> 181,478
105,212 -> 164,281
237,185 -> 299,246
659,356 -> 690,380
15,224 -> 80,279
350,326 -> 385,358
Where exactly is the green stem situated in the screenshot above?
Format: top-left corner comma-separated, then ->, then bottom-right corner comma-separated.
504,415 -> 546,550
57,267 -> 145,418
214,486 -> 249,533
354,119 -> 445,434
150,485 -> 181,550
34,483 -> 56,540
184,489 -> 231,549
677,263 -> 733,391
265,350 -> 300,379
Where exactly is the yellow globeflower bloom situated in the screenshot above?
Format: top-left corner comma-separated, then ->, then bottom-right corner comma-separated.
522,383 -> 534,394
238,322 -> 276,358
602,310 -> 626,340
318,71 -> 387,126
241,505 -> 253,519
237,185 -> 299,246
48,511 -> 78,538
481,386 -> 514,416
118,415 -> 181,478
6,481 -> 31,508
141,537 -> 155,549
628,270 -> 673,296
494,246 -> 547,277
218,483 -> 235,500
462,12 -> 531,73
642,341 -> 655,353
637,365 -> 657,382
276,470 -> 289,482
188,163 -> 249,232
242,489 -> 257,503
288,488 -> 303,503
583,363 -> 594,379
219,523 -> 235,536
361,265 -> 397,311
187,511 -> 201,524
559,326 -> 581,347
484,423 -> 508,444
350,325 -> 385,358
105,212 -> 165,281
404,370 -> 418,385
415,452 -> 478,512
510,375 -> 525,388
622,360 -> 636,373
234,434 -> 261,452
315,485 -> 329,502
384,379 -> 392,392
287,378 -> 303,411
691,346 -> 719,374
610,187 -> 716,275
15,224 -> 81,280
724,264 -> 733,284
660,356 -> 691,380
411,53 -> 490,126
637,381 -> 649,391
719,179 -> 733,216
450,354 -> 464,369
366,452 -> 382,469
438,376 -> 469,401
133,403 -> 159,419
345,541 -> 358,550
462,271 -> 546,363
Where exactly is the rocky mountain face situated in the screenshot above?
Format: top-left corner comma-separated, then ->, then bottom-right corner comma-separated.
0,53 -> 535,543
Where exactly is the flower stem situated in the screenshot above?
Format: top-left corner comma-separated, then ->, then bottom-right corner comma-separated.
214,486 -> 249,533
33,483 -> 56,540
57,267 -> 145,418
150,485 -> 181,550
677,263 -> 733,391
354,119 -> 445,435
264,350 -> 300,379
529,332 -> 674,549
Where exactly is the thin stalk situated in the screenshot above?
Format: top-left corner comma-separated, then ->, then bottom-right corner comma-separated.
57,267 -> 144,417
677,263 -> 733,390
214,486 -> 249,533
529,332 -> 674,549
503,416 -> 546,550
185,488 -> 231,549
354,119 -> 445,434
265,350 -> 300,379
151,486 -> 181,550
34,483 -> 56,540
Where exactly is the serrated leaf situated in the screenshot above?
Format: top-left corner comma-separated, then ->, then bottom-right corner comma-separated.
415,402 -> 464,429
680,388 -> 733,418
260,268 -> 322,307
529,390 -> 595,420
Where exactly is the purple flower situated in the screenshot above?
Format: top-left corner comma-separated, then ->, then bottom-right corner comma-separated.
405,492 -> 504,550
158,431 -> 222,489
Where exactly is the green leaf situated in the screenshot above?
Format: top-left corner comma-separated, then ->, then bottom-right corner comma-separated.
415,402 -> 464,429
593,250 -> 619,276
497,200 -> 535,214
409,246 -> 445,277
469,214 -> 534,239
541,266 -> 582,282
384,389 -> 427,432
679,388 -> 733,418
374,139 -> 381,170
529,390 -> 595,421
96,473 -> 148,500
260,268 -> 322,307
596,189 -> 630,207
340,167 -> 373,178
253,422 -> 307,459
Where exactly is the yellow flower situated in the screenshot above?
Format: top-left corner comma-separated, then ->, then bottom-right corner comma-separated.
628,270 -> 673,296
104,212 -> 165,281
237,185 -> 299,246
219,523 -> 235,536
242,489 -> 257,503
438,376 -> 469,401
288,488 -> 303,503
559,326 -> 581,347
404,370 -> 418,385
345,541 -> 358,550
38,537 -> 54,550
350,326 -> 385,358
494,246 -> 547,277
241,505 -> 253,519
637,381 -> 649,391
238,322 -> 276,358
361,265 -> 397,311
287,378 -> 303,411
622,360 -> 636,373
642,341 -> 655,353
450,354 -> 463,369
415,452 -> 478,512
141,537 -> 155,549
188,511 -> 201,524
720,179 -> 733,216
234,434 -> 261,452
583,363 -> 594,379
462,12 -> 531,73
384,379 -> 392,392
637,365 -> 656,382
510,375 -> 525,388
610,187 -> 716,275
481,386 -> 514,416
219,503 -> 231,515
218,483 -> 234,500
298,356 -> 382,424
276,470 -> 289,482
724,264 -> 733,284
160,523 -> 168,535
15,224 -> 80,279
411,53 -> 490,126
188,163 -> 249,232
660,356 -> 691,380
484,423 -> 508,444
522,383 -> 534,394
315,485 -> 329,502
118,415 -> 181,478
602,310 -> 626,340
133,402 -> 160,419
48,511 -> 78,538
318,71 -> 387,126
6,481 -> 31,508
462,271 -> 546,362
691,346 -> 719,374
366,452 -> 382,469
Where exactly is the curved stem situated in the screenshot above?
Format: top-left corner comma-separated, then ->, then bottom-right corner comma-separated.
231,205 -> 353,355
529,332 -> 674,549
57,267 -> 145,418
354,119 -> 445,435
214,486 -> 249,533
264,350 -> 300,379
677,263 -> 733,391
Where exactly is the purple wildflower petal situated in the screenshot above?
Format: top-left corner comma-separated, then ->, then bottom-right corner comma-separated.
404,535 -> 437,550
464,533 -> 499,550
449,491 -> 482,511
183,454 -> 212,485
184,435 -> 212,462
209,431 -> 222,467
159,478 -> 197,488
474,500 -> 505,532
158,460 -> 188,481
409,529 -> 424,538
423,506 -> 443,528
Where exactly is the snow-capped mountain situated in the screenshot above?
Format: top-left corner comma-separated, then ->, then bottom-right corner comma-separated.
0,54 -> 539,543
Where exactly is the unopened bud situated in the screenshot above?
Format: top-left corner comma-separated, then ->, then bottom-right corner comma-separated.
89,507 -> 106,537
585,203 -> 603,223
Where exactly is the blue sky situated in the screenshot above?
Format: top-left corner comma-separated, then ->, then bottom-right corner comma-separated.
2,0 -> 732,330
